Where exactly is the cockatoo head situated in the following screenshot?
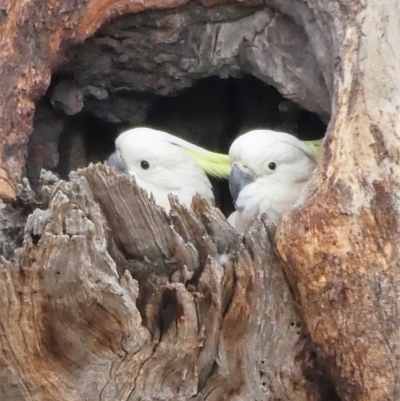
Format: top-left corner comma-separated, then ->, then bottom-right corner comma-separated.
107,127 -> 230,211
228,129 -> 317,224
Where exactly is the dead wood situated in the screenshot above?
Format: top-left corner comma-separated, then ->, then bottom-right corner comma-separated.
276,1 -> 400,400
1,0 -> 399,399
0,164 -> 332,400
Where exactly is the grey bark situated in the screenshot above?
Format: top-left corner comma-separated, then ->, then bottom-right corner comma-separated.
1,0 -> 398,399
0,165 -> 334,400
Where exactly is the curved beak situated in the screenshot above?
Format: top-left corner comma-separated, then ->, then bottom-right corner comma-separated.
106,151 -> 127,173
229,164 -> 254,203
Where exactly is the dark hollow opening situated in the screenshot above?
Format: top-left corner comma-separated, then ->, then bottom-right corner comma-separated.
27,74 -> 326,216
27,5 -> 327,216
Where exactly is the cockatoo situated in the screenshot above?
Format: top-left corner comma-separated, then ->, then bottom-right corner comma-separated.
106,127 -> 230,211
227,129 -> 318,231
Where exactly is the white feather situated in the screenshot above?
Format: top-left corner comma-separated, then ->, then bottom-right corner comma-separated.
228,129 -> 317,230
114,127 -> 214,211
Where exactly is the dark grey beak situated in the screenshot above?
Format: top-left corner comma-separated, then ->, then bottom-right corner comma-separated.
106,151 -> 127,173
229,164 -> 254,203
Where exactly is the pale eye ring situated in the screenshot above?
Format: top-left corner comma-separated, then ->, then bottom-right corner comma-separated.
140,160 -> 150,170
268,162 -> 277,170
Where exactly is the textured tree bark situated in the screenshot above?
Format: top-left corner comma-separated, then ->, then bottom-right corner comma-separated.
0,0 -> 398,399
276,1 -> 400,400
0,166 -> 333,400
0,0 -> 192,200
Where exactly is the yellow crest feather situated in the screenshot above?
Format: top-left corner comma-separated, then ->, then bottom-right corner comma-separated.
183,149 -> 231,179
304,139 -> 322,160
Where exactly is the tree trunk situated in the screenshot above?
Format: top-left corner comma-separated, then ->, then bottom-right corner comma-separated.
276,1 -> 400,400
0,0 -> 398,400
0,166 -> 332,400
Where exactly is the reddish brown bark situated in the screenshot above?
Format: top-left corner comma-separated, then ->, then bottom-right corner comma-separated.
0,166 -> 332,400
0,0 -> 192,199
276,1 -> 400,400
1,0 -> 399,400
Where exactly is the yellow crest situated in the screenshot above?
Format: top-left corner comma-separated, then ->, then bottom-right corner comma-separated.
182,149 -> 231,179
304,139 -> 322,161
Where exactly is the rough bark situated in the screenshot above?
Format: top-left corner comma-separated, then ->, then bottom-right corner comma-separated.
0,0 -> 190,199
0,0 -> 399,400
0,165 -> 332,400
276,1 -> 400,401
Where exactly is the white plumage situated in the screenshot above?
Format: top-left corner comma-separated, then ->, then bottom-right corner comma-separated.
227,129 -> 317,231
107,127 -> 215,211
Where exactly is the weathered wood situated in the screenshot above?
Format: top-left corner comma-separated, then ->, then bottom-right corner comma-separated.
0,164 -> 333,400
61,4 -> 330,118
276,1 -> 400,400
1,0 -> 399,399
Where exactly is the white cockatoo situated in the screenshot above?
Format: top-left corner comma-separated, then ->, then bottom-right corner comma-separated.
227,129 -> 318,231
106,127 -> 230,211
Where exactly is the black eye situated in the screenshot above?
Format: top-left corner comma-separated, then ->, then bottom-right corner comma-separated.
140,160 -> 150,170
268,162 -> 277,170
